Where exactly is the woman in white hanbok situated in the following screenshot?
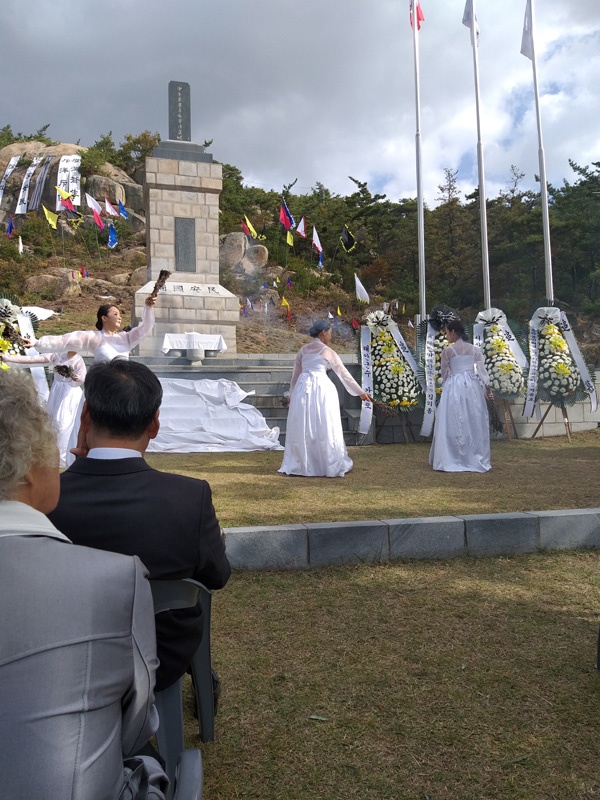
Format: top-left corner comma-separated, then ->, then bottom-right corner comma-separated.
429,319 -> 492,473
1,351 -> 86,467
27,298 -> 156,464
279,320 -> 371,478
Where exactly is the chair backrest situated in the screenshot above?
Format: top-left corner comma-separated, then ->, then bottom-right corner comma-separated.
150,579 -> 202,614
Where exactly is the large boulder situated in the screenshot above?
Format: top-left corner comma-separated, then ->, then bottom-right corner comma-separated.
220,232 -> 247,270
86,175 -> 126,206
123,183 -> 144,214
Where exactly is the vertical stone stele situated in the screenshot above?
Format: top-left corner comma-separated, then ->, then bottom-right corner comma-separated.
134,80 -> 238,356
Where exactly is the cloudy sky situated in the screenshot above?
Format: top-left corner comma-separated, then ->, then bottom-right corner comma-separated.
3,1 -> 599,206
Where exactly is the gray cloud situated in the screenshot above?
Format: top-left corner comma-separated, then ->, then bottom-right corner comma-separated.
2,0 -> 599,205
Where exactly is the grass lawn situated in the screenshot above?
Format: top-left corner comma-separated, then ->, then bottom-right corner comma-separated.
188,553 -> 600,800
146,428 -> 600,528
156,429 -> 600,798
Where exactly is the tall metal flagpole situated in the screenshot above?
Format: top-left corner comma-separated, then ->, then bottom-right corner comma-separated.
463,0 -> 491,310
411,0 -> 427,320
521,0 -> 554,304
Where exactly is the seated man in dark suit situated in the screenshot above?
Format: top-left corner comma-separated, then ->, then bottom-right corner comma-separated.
48,359 -> 231,693
0,369 -> 167,800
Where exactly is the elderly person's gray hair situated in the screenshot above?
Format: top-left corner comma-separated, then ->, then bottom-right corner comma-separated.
309,320 -> 331,338
0,371 -> 58,500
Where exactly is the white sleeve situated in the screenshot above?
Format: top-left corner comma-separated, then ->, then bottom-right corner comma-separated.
34,330 -> 99,355
123,305 -> 155,350
325,347 -> 365,396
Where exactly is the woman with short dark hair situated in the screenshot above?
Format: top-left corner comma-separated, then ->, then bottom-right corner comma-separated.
278,320 -> 371,477
429,319 -> 492,472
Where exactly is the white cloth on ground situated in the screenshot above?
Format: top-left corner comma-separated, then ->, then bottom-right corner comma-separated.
429,339 -> 491,473
278,339 -> 365,477
146,378 -> 283,453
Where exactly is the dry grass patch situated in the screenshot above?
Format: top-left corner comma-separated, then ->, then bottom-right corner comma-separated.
186,553 -> 600,800
146,428 -> 600,528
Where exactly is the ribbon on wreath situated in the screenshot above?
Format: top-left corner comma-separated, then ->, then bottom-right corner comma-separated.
473,307 -> 528,369
389,322 -> 425,391
419,321 -> 438,437
559,311 -> 597,412
358,326 -> 374,435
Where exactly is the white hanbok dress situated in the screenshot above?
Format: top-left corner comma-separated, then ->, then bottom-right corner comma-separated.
2,352 -> 86,467
278,339 -> 366,478
33,306 -> 155,465
429,339 -> 491,473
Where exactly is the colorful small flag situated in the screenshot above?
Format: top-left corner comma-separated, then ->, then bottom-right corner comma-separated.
42,205 -> 58,230
341,225 -> 356,252
286,230 -> 294,247
354,274 -> 370,303
93,210 -> 105,231
318,252 -> 324,269
279,198 -> 295,230
246,297 -> 253,309
410,0 -> 425,30
328,311 -> 334,319
118,200 -> 129,219
61,196 -> 75,211
85,193 -> 102,214
351,318 -> 360,330
241,219 -> 251,236
402,303 -> 406,314
6,216 -> 14,237
17,236 -> 23,255
296,216 -> 307,238
244,215 -> 258,238
243,304 -> 248,317
520,0 -> 534,60
281,297 -> 290,308
312,226 -> 323,254
107,222 -> 118,249
55,186 -> 73,201
408,319 -> 415,329
337,306 -> 342,317
105,199 -> 119,217
286,277 -> 292,288
263,282 -> 268,289
258,224 -> 267,241
276,276 -> 281,284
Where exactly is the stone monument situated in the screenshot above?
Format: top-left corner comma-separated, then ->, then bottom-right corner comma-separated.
134,81 -> 238,358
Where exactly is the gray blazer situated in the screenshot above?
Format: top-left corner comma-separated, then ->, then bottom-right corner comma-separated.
0,501 -> 166,800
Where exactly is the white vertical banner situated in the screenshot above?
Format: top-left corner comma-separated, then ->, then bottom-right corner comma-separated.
15,156 -> 43,215
560,312 -> 597,413
419,323 -> 437,437
358,326 -> 374,435
0,156 -> 20,206
55,155 -> 82,210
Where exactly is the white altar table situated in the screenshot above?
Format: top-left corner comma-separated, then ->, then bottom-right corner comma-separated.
161,333 -> 227,355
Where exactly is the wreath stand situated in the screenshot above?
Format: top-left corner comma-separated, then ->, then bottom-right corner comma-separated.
374,404 -> 417,444
500,399 -> 519,440
531,403 -> 572,443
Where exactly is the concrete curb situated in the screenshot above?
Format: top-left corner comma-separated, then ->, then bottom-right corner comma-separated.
223,508 -> 600,570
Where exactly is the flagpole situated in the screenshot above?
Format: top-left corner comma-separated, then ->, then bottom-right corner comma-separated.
527,0 -> 554,304
466,0 -> 491,309
411,1 -> 427,319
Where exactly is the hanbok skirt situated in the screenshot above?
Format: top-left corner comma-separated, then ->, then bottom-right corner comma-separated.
47,381 -> 84,468
278,370 -> 353,477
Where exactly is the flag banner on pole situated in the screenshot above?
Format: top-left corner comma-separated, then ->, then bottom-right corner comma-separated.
328,311 -> 334,319
0,156 -> 20,207
318,252 -> 324,269
286,277 -> 292,288
93,210 -> 105,231
6,216 -> 14,237
64,208 -> 84,229
312,226 -> 323,253
340,225 -> 356,252
61,196 -> 75,212
18,236 -> 23,255
462,0 -> 479,44
521,0 -> 534,60
42,205 -> 58,230
354,273 -> 370,303
105,199 -> 119,217
85,193 -> 103,214
118,200 -> 129,219
296,216 -> 307,237
243,215 -> 258,238
281,297 -> 290,308
107,223 -> 118,249
337,306 -> 342,316
241,219 -> 251,236
280,198 -> 295,230
410,0 -> 425,30
15,156 -> 42,215
28,156 -> 54,211
286,230 -> 294,247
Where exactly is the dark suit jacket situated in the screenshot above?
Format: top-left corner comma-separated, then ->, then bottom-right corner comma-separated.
48,457 -> 231,691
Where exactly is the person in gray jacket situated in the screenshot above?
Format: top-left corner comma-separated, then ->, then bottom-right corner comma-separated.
0,370 -> 167,800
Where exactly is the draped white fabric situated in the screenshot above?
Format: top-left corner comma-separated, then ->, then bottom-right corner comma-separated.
147,378 -> 283,453
429,342 -> 491,473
